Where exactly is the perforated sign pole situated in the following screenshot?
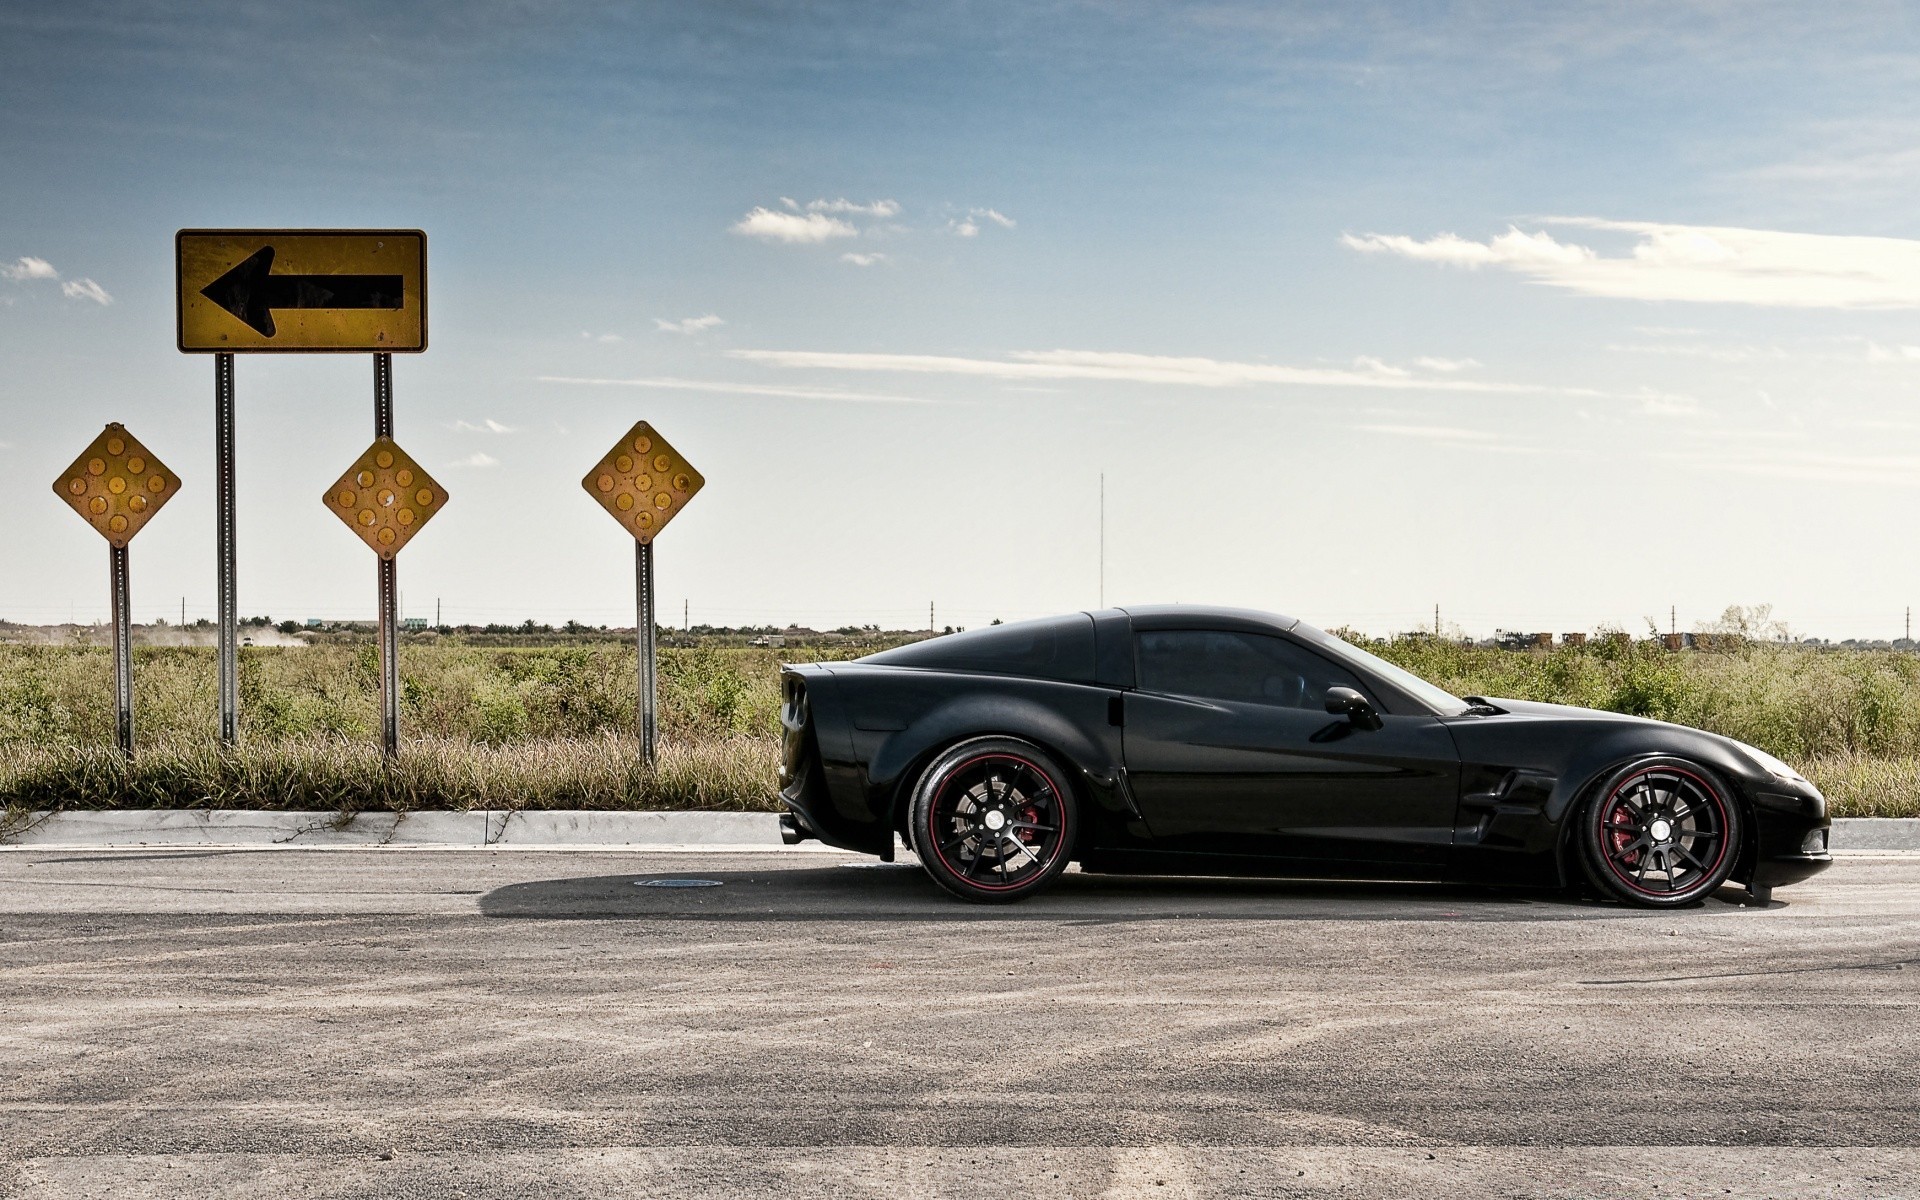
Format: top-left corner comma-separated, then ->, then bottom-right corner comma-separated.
636,541 -> 657,762
374,354 -> 398,757
215,352 -> 238,743
110,543 -> 133,753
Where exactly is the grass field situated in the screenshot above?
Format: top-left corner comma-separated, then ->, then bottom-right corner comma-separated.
2,635 -> 1917,816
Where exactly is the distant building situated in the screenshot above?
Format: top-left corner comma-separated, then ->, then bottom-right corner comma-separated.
304,618 -> 323,628
403,617 -> 427,631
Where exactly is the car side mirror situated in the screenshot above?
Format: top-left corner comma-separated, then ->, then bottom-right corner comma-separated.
1324,686 -> 1383,731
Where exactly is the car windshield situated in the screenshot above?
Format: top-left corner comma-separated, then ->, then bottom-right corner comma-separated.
1292,624 -> 1472,716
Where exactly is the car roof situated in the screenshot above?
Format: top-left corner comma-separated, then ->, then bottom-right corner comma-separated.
1108,605 -> 1302,634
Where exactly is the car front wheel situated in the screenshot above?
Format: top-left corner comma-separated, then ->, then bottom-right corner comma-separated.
1578,757 -> 1743,907
907,737 -> 1077,904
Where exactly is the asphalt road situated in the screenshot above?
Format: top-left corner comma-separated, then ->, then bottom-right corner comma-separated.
2,848 -> 1916,1199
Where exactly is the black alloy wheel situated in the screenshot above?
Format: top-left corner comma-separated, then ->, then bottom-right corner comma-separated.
908,737 -> 1077,904
1578,757 -> 1743,908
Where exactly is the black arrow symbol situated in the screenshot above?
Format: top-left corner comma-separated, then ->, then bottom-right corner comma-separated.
200,245 -> 404,337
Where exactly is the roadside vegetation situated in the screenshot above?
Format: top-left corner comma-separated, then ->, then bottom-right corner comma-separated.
1,635 -> 1916,816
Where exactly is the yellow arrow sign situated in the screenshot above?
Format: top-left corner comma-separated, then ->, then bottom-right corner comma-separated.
582,421 -> 704,544
323,438 -> 448,559
177,229 -> 426,353
53,424 -> 182,547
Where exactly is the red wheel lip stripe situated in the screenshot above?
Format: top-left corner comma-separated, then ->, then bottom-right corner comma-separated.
1599,765 -> 1730,897
925,752 -> 1068,892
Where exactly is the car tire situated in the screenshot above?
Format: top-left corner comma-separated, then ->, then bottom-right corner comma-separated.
1577,756 -> 1743,908
907,737 -> 1078,904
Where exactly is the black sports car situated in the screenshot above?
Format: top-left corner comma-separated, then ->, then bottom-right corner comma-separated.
778,607 -> 1832,906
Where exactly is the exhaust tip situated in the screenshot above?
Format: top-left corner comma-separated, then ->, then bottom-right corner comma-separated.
778,813 -> 812,845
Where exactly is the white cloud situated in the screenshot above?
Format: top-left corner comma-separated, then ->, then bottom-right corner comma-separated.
1344,218 -> 1920,309
947,207 -> 1015,238
1342,227 -> 1592,268
453,452 -> 499,468
1414,356 -> 1481,372
3,256 -> 58,281
729,348 -> 1585,396
1352,356 -> 1411,378
807,198 -> 900,217
537,375 -> 930,404
60,279 -> 111,305
654,314 -> 725,335
1354,424 -> 1532,452
840,253 -> 888,267
452,419 -> 516,434
1658,447 -> 1920,487
1631,389 -> 1703,417
1865,341 -> 1920,363
731,208 -> 857,244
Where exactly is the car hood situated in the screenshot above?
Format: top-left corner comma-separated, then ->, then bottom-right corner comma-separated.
1480,696 -> 1671,728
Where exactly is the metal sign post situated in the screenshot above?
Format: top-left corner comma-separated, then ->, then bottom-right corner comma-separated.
52,424 -> 183,757
582,421 -> 705,764
215,352 -> 237,743
110,544 -> 132,752
177,228 -> 428,746
636,541 -> 657,758
373,354 -> 399,756
322,420 -> 447,759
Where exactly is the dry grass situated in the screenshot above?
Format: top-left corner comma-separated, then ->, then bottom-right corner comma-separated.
0,733 -> 777,813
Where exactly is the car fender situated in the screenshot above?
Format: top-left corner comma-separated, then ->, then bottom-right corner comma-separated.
866,688 -> 1120,835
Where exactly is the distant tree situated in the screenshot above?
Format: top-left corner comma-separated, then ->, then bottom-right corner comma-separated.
1700,604 -> 1791,642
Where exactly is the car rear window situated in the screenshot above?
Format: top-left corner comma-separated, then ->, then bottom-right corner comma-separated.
862,614 -> 1097,683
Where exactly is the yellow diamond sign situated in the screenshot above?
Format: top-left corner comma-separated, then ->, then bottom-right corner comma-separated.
323,437 -> 447,560
53,424 -> 182,547
582,421 -> 704,544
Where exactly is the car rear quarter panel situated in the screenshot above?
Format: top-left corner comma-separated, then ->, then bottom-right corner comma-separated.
828,664 -> 1135,852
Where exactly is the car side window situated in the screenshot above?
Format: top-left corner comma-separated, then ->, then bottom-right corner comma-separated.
1135,630 -> 1368,711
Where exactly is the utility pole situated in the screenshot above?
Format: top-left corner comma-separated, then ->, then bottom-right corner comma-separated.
1099,472 -> 1105,609
1907,606 -> 1911,644
930,600 -> 935,632
436,597 -> 441,626
684,598 -> 689,631
180,596 -> 185,626
1434,604 -> 1440,637
1671,605 -> 1676,637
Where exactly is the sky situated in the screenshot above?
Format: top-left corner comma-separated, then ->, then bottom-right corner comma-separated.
7,1 -> 1920,639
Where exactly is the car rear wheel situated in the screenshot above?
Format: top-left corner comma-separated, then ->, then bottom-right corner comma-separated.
908,737 -> 1077,904
1578,757 -> 1742,908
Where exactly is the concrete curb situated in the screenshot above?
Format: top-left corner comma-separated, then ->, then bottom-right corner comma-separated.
0,809 -> 787,849
3,811 -> 1917,852
1832,817 -> 1920,850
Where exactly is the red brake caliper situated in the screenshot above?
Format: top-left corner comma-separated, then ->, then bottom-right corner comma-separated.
1019,805 -> 1041,845
1608,799 -> 1639,865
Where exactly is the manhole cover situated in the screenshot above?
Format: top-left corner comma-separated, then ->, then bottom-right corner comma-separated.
636,878 -> 723,888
